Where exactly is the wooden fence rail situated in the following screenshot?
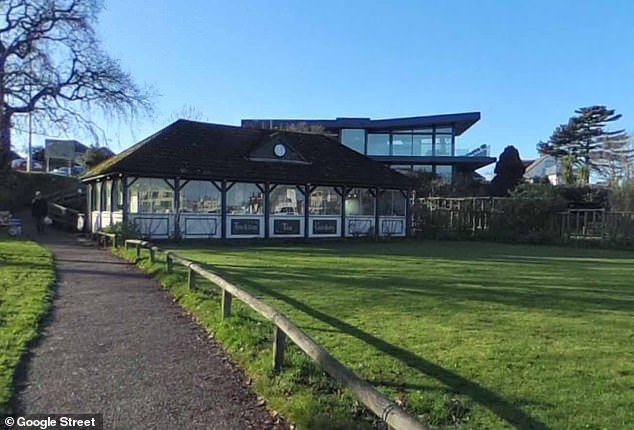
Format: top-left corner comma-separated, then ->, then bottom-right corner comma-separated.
121,238 -> 427,430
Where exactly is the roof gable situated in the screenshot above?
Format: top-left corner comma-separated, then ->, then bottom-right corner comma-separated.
247,133 -> 310,164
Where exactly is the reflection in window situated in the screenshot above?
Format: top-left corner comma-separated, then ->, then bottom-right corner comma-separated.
436,166 -> 453,183
270,185 -> 304,215
391,165 -> 412,174
435,134 -> 452,156
413,134 -> 433,156
180,181 -> 220,213
378,190 -> 406,216
227,182 -> 263,215
367,133 -> 390,155
340,129 -> 365,153
114,178 -> 124,210
391,133 -> 412,156
309,187 -> 341,215
345,188 -> 375,216
128,178 -> 175,213
104,180 -> 112,211
413,165 -> 433,173
94,182 -> 102,211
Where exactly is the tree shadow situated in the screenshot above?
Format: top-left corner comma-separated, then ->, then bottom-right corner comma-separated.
238,279 -> 551,430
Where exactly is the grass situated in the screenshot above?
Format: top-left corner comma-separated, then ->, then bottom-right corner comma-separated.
0,233 -> 54,414
120,240 -> 634,429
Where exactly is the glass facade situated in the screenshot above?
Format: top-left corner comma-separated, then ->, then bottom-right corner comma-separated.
339,126 -> 454,157
269,185 -> 304,215
435,166 -> 453,183
226,182 -> 263,214
391,133 -> 413,156
413,133 -> 433,156
367,133 -> 390,156
345,188 -> 375,216
378,190 -> 406,216
341,129 -> 365,153
180,181 -> 221,213
309,186 -> 341,215
128,178 -> 175,213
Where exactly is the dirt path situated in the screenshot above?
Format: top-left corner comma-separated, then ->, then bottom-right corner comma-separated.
12,219 -> 286,430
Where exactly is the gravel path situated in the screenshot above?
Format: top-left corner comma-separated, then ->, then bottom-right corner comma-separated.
12,220 -> 287,430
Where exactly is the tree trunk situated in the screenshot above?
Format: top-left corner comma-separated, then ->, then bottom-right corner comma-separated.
0,114 -> 10,170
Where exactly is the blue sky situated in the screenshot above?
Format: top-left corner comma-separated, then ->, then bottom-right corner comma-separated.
24,0 -> 634,173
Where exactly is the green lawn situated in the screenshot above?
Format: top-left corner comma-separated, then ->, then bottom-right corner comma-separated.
0,234 -> 54,414
166,240 -> 634,430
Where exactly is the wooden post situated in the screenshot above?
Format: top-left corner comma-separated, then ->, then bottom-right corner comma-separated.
222,290 -> 232,320
166,255 -> 173,273
272,326 -> 286,371
188,267 -> 196,290
135,243 -> 141,258
149,247 -> 155,263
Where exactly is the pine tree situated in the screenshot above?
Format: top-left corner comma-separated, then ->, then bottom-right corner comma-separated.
537,106 -> 627,185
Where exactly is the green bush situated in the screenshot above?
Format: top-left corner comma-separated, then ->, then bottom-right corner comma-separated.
488,183 -> 567,243
102,222 -> 141,242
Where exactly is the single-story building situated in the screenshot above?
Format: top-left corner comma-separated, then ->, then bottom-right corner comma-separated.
81,120 -> 412,240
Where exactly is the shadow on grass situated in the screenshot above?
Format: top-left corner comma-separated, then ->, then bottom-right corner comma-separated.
212,261 -> 634,314
241,280 -> 551,430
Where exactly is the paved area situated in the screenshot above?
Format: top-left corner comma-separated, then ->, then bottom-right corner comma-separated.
12,219 -> 286,430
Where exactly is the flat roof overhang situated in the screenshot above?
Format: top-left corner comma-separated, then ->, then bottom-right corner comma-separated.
370,155 -> 496,171
242,112 -> 481,136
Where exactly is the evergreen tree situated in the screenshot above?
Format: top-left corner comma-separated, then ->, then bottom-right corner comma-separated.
537,105 -> 628,184
490,145 -> 526,196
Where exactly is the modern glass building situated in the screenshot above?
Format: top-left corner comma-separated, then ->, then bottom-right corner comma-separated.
242,112 -> 495,183
82,120 -> 412,240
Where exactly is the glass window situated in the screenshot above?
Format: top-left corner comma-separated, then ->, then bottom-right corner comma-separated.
270,185 -> 304,215
367,133 -> 390,156
226,182 -> 263,215
435,166 -> 453,183
391,133 -> 413,156
413,134 -> 433,156
345,188 -> 375,216
391,165 -> 412,174
436,126 -> 453,133
340,129 -> 365,153
309,186 -> 341,215
180,181 -> 221,213
379,190 -> 406,216
413,165 -> 433,173
104,180 -> 112,211
94,182 -> 101,211
435,134 -> 452,156
128,178 -> 175,214
115,179 -> 124,210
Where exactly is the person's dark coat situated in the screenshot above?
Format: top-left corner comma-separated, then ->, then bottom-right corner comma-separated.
32,198 -> 48,218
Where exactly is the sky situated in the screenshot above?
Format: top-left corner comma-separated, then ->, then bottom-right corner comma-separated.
19,0 -> 634,175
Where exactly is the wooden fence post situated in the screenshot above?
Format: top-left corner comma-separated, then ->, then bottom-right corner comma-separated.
272,326 -> 286,371
166,255 -> 173,273
188,267 -> 196,290
135,243 -> 141,258
222,290 -> 232,320
149,247 -> 155,263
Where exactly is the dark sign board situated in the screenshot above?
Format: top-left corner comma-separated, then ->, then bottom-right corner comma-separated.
313,219 -> 338,235
273,219 -> 301,235
231,218 -> 260,235
381,219 -> 404,235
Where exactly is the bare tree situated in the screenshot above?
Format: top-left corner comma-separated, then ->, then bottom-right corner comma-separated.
0,0 -> 153,168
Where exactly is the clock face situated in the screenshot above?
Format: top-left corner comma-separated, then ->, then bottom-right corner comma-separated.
274,143 -> 287,158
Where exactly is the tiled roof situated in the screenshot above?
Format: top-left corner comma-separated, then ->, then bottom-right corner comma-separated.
83,120 -> 411,189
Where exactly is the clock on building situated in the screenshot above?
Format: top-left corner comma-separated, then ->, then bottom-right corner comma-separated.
273,143 -> 287,158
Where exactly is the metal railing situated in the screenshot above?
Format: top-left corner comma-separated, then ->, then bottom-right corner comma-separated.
119,238 -> 427,430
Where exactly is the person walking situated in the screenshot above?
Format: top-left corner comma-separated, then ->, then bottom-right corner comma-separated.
31,191 -> 48,234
